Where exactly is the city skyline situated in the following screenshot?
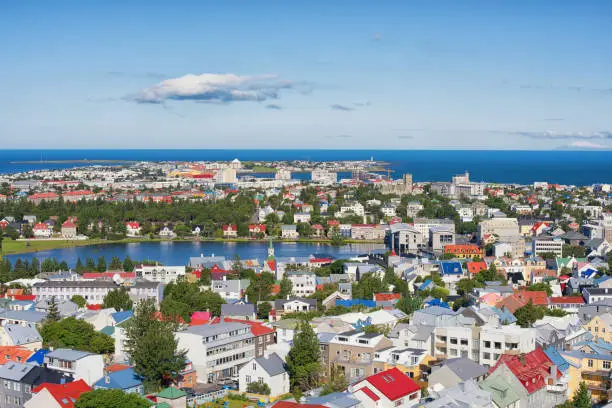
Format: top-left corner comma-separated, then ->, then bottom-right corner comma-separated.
2,1 -> 612,149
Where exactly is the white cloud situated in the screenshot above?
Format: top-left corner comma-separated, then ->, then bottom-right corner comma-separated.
127,73 -> 306,104
566,140 -> 607,149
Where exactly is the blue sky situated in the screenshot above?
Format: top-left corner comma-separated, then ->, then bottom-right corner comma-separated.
2,1 -> 612,149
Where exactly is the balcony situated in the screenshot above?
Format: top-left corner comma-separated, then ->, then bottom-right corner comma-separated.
334,356 -> 372,365
546,384 -> 568,394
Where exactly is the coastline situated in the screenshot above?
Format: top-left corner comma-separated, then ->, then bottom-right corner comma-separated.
1,237 -> 384,256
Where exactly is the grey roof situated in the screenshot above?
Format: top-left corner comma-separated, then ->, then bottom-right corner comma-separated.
317,332 -> 337,344
34,280 -> 160,289
255,353 -> 287,376
274,298 -> 317,308
3,324 -> 42,345
0,362 -> 35,381
0,309 -> 47,323
440,358 -> 488,381
211,279 -> 250,293
46,348 -> 93,361
221,303 -> 255,316
412,325 -> 436,341
183,321 -> 250,337
306,392 -> 361,408
388,323 -> 410,339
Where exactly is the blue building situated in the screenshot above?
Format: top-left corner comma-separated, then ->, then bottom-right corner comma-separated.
94,367 -> 143,394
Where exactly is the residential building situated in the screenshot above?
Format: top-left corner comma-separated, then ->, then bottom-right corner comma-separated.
583,288 -> 612,304
371,346 -> 434,384
428,357 -> 488,392
175,322 -> 255,383
44,349 -> 104,386
93,367 -> 143,394
386,223 -> 425,255
429,228 -> 455,253
211,279 -> 250,301
349,367 -> 421,408
0,324 -> 42,350
281,225 -> 299,239
0,362 -> 70,408
413,219 -> 456,236
421,380 -> 494,408
32,280 -> 163,305
125,221 -> 141,237
311,169 -> 337,185
477,218 -> 519,242
25,380 -> 91,408
32,223 -> 52,238
35,299 -> 78,316
286,271 -> 317,297
532,236 -> 564,258
134,264 -> 186,283
562,350 -> 612,403
60,221 -> 77,239
328,330 -> 393,380
220,304 -> 256,321
583,313 -> 612,342
222,224 -> 238,238
443,244 -> 484,259
238,353 -> 289,397
272,298 -> 317,320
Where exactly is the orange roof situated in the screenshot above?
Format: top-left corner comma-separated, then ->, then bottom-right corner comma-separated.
105,363 -> 131,373
514,290 -> 548,306
549,296 -> 585,305
0,346 -> 34,365
496,296 -> 527,313
444,244 -> 483,255
32,380 -> 92,408
374,293 -> 401,301
467,261 -> 488,274
209,317 -> 275,337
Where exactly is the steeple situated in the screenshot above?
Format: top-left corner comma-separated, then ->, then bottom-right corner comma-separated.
267,238 -> 275,259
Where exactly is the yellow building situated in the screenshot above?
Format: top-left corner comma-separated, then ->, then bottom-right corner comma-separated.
372,350 -> 436,388
583,314 -> 612,342
563,351 -> 612,403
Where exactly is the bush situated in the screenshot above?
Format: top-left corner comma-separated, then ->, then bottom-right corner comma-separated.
247,382 -> 271,395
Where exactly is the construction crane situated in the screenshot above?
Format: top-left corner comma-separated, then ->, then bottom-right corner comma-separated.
386,168 -> 395,180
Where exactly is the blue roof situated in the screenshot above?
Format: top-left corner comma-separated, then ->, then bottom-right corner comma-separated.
27,349 -> 50,366
94,367 -> 142,390
575,339 -> 612,355
424,298 -> 450,309
543,346 -> 570,373
594,276 -> 612,287
100,326 -> 116,336
336,299 -> 377,309
111,311 -> 133,325
417,279 -> 433,291
440,261 -> 463,275
492,307 -> 517,324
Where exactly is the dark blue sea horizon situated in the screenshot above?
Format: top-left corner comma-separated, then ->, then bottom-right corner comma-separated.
1,149 -> 611,185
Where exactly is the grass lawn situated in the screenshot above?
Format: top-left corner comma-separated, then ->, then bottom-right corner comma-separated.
0,238 -> 148,255
249,165 -> 277,173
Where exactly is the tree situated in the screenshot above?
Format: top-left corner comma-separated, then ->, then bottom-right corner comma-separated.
71,295 -> 86,308
514,301 -> 546,328
246,272 -> 275,302
96,256 -> 107,272
109,256 -> 123,270
75,257 -> 85,273
124,299 -> 187,392
286,320 -> 321,391
123,256 -> 135,272
396,295 -> 423,316
430,286 -> 450,300
351,274 -> 388,300
103,288 -> 133,311
40,317 -> 114,354
46,296 -> 60,322
320,363 -> 347,396
247,382 -> 271,395
85,257 -> 96,271
570,381 -> 591,408
527,282 -> 553,296
257,302 -> 272,320
75,389 -> 151,408
277,277 -> 293,299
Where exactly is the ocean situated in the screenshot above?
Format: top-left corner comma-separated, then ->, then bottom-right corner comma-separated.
1,149 -> 611,185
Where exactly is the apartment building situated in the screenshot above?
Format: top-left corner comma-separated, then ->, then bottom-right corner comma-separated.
32,280 -> 163,305
328,330 -> 393,381
413,218 -> 456,236
562,350 -> 612,403
532,236 -> 564,258
44,349 -> 104,386
433,325 -> 536,367
134,265 -> 186,284
286,271 -> 316,297
175,322 -> 255,383
429,227 -> 455,253
477,218 -> 519,242
386,223 -> 425,255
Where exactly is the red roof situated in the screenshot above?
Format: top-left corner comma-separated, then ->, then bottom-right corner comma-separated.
125,221 -> 140,229
374,293 -> 401,301
81,272 -> 135,280
549,296 -> 585,305
0,346 -> 34,365
515,290 -> 548,306
105,363 -> 131,373
327,220 -> 340,227
222,224 -> 237,231
61,220 -> 76,228
32,379 -> 92,408
86,304 -> 102,310
248,224 -> 267,232
490,348 -> 561,394
360,367 -> 420,401
13,294 -> 36,301
467,261 -> 488,274
209,317 -> 275,336
33,223 -> 50,230
444,244 -> 483,255
358,387 -> 380,401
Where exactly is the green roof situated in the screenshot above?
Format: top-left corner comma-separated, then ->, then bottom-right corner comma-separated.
154,404 -> 171,408
99,325 -> 115,336
479,366 -> 525,407
157,387 -> 186,399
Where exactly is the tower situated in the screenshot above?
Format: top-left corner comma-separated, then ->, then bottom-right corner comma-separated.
267,238 -> 275,259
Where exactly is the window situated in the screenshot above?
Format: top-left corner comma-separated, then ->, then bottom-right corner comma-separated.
484,341 -> 491,348
604,361 -> 611,369
483,352 -> 491,359
252,363 -> 256,370
258,377 -> 264,383
588,360 -> 593,368
14,382 -> 20,391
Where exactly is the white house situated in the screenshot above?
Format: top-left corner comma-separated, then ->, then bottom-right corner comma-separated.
293,213 -> 311,223
381,204 -> 397,218
286,271 -> 317,297
125,221 -> 141,237
281,225 -> 299,239
349,367 -> 421,408
44,349 -> 104,386
238,353 -> 289,397
159,225 -> 175,238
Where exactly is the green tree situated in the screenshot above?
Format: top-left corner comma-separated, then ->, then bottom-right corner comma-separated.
85,257 -> 96,271
246,382 -> 271,395
277,277 -> 293,299
351,274 -> 388,300
103,288 -> 134,311
570,381 -> 591,408
396,295 -> 423,316
109,256 -> 123,270
527,282 -> 553,296
124,299 -> 187,392
75,389 -> 151,408
40,317 -> 114,354
75,257 -> 84,273
96,256 -> 107,272
430,286 -> 450,300
514,301 -> 546,328
286,320 -> 321,391
320,363 -> 347,396
123,256 -> 135,272
246,272 -> 275,302
46,296 -> 60,322
257,302 -> 272,320
71,295 -> 86,308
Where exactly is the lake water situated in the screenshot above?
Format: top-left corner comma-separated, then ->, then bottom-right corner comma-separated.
6,241 -> 386,268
